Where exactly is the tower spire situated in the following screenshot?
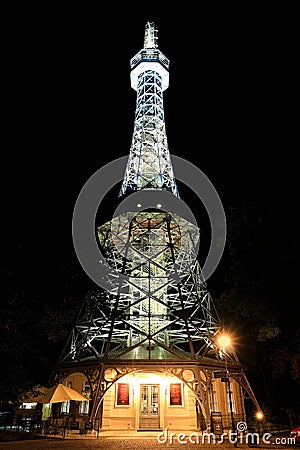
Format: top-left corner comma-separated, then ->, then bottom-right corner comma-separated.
144,21 -> 158,48
120,22 -> 179,197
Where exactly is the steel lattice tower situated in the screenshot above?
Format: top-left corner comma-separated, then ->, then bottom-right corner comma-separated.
55,22 -> 261,427
120,22 -> 179,197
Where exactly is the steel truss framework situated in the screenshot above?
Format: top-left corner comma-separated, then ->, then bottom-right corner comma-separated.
57,210 -> 261,424
119,28 -> 178,197
60,211 -> 220,363
54,22 -> 261,427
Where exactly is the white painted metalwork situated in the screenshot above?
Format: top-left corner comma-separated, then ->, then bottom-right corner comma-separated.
144,21 -> 158,49
59,22 -> 222,365
120,22 -> 177,196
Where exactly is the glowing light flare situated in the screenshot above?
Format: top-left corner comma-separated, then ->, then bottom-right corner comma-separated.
256,411 -> 264,420
217,334 -> 231,348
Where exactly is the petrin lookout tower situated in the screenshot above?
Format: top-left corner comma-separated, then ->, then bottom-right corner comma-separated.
54,22 -> 261,434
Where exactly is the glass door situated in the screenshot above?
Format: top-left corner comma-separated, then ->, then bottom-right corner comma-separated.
139,384 -> 160,429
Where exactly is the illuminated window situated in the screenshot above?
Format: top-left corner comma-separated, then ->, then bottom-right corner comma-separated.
79,381 -> 91,415
61,381 -> 72,414
79,400 -> 89,415
209,385 -> 218,411
19,402 -> 37,410
60,400 -> 70,414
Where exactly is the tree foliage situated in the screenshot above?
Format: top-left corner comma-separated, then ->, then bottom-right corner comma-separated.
0,231 -> 91,402
217,196 -> 300,415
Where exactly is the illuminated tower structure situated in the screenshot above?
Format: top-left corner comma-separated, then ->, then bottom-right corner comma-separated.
54,22 -> 261,433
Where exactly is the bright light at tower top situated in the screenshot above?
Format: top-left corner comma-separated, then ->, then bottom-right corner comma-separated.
144,21 -> 158,49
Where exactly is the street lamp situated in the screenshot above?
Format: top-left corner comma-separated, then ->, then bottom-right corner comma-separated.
218,334 -> 237,447
255,411 -> 264,436
256,411 -> 263,421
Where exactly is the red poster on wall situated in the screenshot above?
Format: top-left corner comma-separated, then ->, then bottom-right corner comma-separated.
170,382 -> 182,405
116,383 -> 130,405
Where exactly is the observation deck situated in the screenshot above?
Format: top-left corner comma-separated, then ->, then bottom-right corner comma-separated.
130,48 -> 170,91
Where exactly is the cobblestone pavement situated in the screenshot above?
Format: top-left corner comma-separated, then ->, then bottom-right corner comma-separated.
0,435 -> 297,450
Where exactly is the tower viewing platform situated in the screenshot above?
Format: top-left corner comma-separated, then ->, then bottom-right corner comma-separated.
130,21 -> 170,91
130,48 -> 170,91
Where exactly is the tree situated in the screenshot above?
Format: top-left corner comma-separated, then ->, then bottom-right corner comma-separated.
217,194 -> 300,420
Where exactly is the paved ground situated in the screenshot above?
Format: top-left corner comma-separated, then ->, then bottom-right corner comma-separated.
0,435 -> 297,450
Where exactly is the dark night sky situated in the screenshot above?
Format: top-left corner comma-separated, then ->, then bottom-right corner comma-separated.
2,8 -> 299,333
